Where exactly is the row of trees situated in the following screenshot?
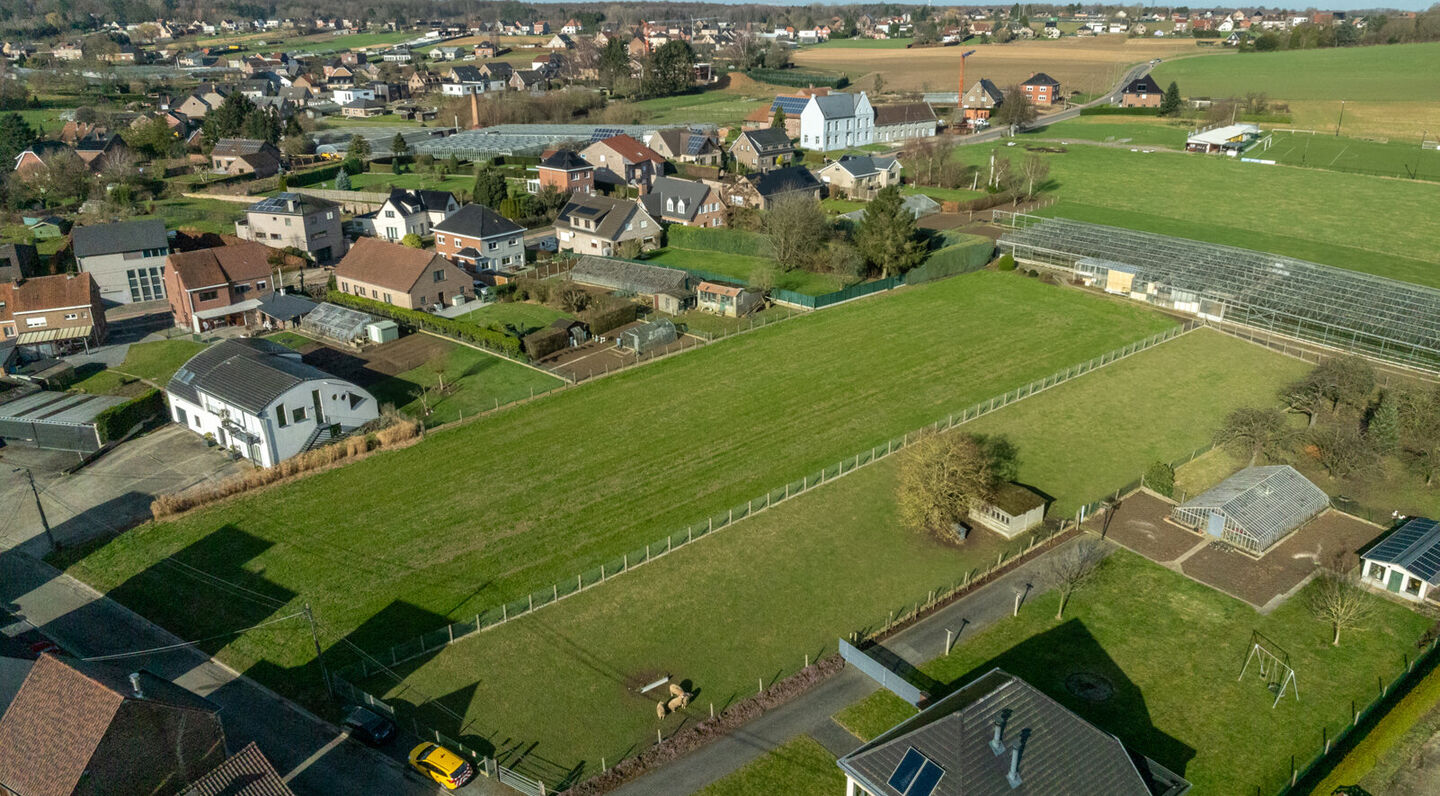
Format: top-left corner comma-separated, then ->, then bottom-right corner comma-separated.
757,184 -> 927,283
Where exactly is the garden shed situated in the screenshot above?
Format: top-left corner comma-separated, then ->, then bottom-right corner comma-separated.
1170,465 -> 1329,554
615,319 -> 677,354
570,256 -> 690,298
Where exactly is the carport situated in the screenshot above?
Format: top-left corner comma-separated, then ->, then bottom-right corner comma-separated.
0,391 -> 126,453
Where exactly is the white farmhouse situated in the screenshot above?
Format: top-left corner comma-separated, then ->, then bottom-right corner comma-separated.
798,91 -> 874,151
166,338 -> 379,467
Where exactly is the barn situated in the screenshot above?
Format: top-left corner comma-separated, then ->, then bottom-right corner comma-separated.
1170,465 -> 1329,554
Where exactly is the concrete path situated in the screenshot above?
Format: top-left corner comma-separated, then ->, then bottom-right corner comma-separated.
612,535 -> 1097,795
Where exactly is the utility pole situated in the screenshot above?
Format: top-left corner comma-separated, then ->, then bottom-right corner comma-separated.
14,467 -> 57,552
1335,99 -> 1346,137
303,603 -> 333,699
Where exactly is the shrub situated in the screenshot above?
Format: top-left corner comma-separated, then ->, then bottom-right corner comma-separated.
1144,461 -> 1176,497
93,389 -> 164,443
906,235 -> 994,285
1077,106 -> 1162,117
997,253 -> 1017,271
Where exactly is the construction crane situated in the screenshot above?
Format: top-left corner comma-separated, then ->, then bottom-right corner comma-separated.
957,49 -> 977,105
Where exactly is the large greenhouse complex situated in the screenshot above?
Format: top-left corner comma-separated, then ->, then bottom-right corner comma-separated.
1170,465 -> 1330,554
996,214 -> 1440,373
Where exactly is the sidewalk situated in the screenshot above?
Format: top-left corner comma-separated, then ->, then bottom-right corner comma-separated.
612,535 -> 1098,795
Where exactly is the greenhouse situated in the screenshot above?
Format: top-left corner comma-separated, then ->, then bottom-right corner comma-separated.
411,124 -> 663,159
997,214 -> 1440,372
301,302 -> 377,344
1170,465 -> 1330,554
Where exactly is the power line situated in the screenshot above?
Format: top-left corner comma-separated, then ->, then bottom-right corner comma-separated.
157,557 -> 291,610
82,611 -> 306,662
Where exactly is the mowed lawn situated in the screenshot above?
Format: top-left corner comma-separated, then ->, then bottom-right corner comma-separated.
364,328 -> 1301,784
959,142 -> 1440,286
71,339 -> 211,396
457,301 -> 572,336
1263,130 -> 1440,180
1030,116 -> 1193,149
833,551 -> 1432,795
58,273 -> 1173,706
643,248 -> 850,296
697,737 -> 845,796
367,340 -> 564,426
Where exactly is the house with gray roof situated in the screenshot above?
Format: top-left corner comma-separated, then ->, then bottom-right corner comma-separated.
799,90 -> 874,151
722,165 -> 823,211
358,188 -> 459,242
1362,517 -> 1440,603
729,127 -> 797,174
838,668 -> 1190,796
71,219 -> 171,305
166,337 -> 378,466
555,194 -> 660,256
816,155 -> 902,198
640,177 -> 725,228
236,192 -> 345,264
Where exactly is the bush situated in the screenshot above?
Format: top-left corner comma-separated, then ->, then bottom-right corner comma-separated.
580,301 -> 639,335
997,253 -> 1016,271
1077,106 -> 1163,117
325,291 -> 525,359
93,389 -> 164,443
1144,461 -> 1176,497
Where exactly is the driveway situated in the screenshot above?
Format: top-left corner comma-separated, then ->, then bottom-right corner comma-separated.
0,424 -> 249,555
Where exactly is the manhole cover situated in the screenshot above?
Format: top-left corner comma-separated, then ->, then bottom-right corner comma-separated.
1065,672 -> 1114,703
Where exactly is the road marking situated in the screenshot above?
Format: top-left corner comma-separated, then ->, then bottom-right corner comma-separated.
283,730 -> 351,783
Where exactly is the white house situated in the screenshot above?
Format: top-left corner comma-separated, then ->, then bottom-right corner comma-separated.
798,91 -> 873,151
166,338 -> 379,467
332,86 -> 376,104
969,483 -> 1048,538
358,188 -> 459,241
1362,517 -> 1440,604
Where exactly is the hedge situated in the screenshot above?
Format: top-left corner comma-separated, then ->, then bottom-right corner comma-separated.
580,302 -> 639,335
746,69 -> 849,89
1077,106 -> 1163,117
906,234 -> 995,285
325,291 -> 526,360
94,389 -> 164,443
665,226 -> 769,257
490,155 -> 541,167
287,162 -> 344,188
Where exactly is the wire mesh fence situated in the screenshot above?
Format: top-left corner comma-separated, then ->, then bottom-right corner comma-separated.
344,320 -> 1202,674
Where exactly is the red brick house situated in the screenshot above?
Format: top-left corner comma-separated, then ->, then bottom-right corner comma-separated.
0,272 -> 108,356
533,149 -> 594,196
1021,72 -> 1061,106
1121,73 -> 1164,108
164,240 -> 275,333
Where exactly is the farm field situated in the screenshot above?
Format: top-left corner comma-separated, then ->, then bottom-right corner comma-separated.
810,37 -> 916,48
456,301 -> 571,336
954,142 -> 1440,287
1153,42 -> 1440,139
71,339 -> 210,396
360,327 -> 1302,785
794,37 -> 1207,94
832,550 -> 1431,796
643,247 -> 849,296
56,272 -> 1174,710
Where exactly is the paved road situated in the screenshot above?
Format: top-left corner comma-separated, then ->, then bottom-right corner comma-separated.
955,59 -> 1156,146
612,534 -> 1103,795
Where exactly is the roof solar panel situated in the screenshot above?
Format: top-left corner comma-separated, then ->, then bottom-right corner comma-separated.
770,96 -> 809,115
589,126 -> 623,143
685,134 -> 705,155
887,748 -> 925,793
908,761 -> 945,796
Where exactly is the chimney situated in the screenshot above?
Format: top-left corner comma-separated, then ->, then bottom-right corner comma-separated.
1007,745 -> 1022,789
128,672 -> 145,699
469,90 -> 481,129
989,714 -> 1006,756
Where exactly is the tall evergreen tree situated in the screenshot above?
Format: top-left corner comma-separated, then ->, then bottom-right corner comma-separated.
1159,81 -> 1183,116
771,106 -> 786,129
856,185 -> 926,278
472,165 -> 508,208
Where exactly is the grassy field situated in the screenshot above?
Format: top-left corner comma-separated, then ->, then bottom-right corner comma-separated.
144,196 -> 248,236
1152,42 -> 1440,139
366,339 -> 563,425
71,339 -> 210,396
360,327 -> 1302,783
456,301 -> 571,336
1030,116 -> 1192,148
628,91 -> 768,126
643,248 -> 849,296
697,737 -> 844,796
346,171 -> 474,194
1341,663 -> 1440,795
795,37 -> 1206,94
1261,130 -> 1440,180
956,142 -> 1440,286
56,273 -> 1173,708
811,37 -> 916,48
833,550 -> 1432,796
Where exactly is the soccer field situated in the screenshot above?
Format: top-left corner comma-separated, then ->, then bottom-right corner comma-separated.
59,272 -> 1173,708
1260,130 -> 1440,180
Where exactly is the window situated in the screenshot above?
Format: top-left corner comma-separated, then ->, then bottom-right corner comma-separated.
436,235 -> 446,246
63,312 -> 79,321
433,269 -> 446,282
384,210 -> 396,218
1368,563 -> 1387,580
291,406 -> 307,423
1408,577 -> 1423,596
284,218 -> 292,226
327,211 -> 336,220
371,289 -> 379,298
275,405 -> 288,427
25,316 -> 46,328
257,280 -> 266,290
487,241 -> 498,251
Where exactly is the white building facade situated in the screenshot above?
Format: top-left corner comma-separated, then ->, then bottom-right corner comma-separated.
798,91 -> 874,152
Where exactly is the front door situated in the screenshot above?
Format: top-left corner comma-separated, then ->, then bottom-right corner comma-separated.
1387,570 -> 1404,593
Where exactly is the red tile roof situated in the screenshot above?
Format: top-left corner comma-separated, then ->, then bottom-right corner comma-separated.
334,237 -> 453,293
168,240 -> 273,291
0,655 -> 127,796
596,134 -> 665,165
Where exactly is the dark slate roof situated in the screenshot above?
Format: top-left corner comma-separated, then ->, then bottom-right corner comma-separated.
450,65 -> 483,82
735,127 -> 794,154
839,668 -> 1189,796
557,194 -> 645,241
386,188 -> 456,216
184,741 -> 295,796
813,92 -> 864,120
1123,74 -> 1163,95
1023,72 -> 1061,87
748,165 -> 822,198
874,102 -> 937,126
570,256 -> 688,295
540,149 -> 590,171
1365,517 -> 1440,584
167,338 -> 338,414
72,219 -> 167,259
640,177 -> 711,222
828,155 -> 898,178
211,137 -> 272,157
433,203 -> 525,239
255,291 -> 318,321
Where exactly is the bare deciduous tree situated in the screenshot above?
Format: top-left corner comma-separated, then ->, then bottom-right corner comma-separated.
1019,154 -> 1050,199
1309,558 -> 1375,646
1214,406 -> 1292,466
762,193 -> 829,271
1044,540 -> 1106,619
896,431 -> 995,545
1309,423 -> 1378,480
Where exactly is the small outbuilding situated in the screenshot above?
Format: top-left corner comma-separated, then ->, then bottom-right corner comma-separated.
970,482 -> 1048,538
615,318 -> 677,354
1170,465 -> 1329,554
696,281 -> 762,318
1362,517 -> 1440,603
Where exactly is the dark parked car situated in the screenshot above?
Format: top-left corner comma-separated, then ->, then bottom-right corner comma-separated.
342,706 -> 396,747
